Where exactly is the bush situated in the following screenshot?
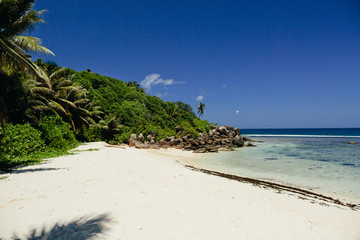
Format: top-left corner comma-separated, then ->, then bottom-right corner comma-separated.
0,123 -> 46,169
37,115 -> 78,150
81,125 -> 102,142
180,121 -> 199,138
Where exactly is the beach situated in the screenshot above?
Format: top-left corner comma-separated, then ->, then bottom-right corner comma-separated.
1,142 -> 360,240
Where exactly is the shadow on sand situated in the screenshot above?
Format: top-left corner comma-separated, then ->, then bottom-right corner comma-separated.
10,213 -> 112,240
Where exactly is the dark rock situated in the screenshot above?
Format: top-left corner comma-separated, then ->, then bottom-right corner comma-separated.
207,125 -> 216,130
234,128 -> 241,136
182,136 -> 189,142
232,135 -> 244,147
196,128 -> 203,133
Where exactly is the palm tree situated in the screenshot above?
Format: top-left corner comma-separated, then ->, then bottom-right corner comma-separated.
23,68 -> 103,132
0,0 -> 54,78
196,102 -> 206,119
0,0 -> 54,128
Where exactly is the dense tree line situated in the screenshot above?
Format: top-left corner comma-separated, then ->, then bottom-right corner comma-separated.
0,0 -> 211,171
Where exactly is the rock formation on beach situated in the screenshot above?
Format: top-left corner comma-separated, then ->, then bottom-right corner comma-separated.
128,125 -> 256,153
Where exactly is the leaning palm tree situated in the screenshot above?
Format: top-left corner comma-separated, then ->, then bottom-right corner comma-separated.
196,102 -> 206,119
0,0 -> 54,78
0,0 -> 54,128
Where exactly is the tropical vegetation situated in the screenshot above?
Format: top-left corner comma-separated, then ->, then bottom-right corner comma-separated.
0,0 -> 212,171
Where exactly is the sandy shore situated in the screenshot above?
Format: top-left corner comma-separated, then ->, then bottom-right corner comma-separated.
1,142 -> 360,239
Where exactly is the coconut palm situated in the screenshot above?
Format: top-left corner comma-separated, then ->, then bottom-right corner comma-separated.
0,0 -> 54,128
23,68 -> 103,132
196,102 -> 206,119
0,0 -> 54,79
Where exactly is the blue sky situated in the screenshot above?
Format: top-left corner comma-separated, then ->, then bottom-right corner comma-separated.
32,0 -> 360,128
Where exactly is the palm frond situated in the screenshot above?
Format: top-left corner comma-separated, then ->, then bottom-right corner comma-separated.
11,36 -> 54,55
0,35 -> 50,82
3,9 -> 46,37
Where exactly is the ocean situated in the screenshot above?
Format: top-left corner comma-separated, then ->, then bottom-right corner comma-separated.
186,128 -> 360,203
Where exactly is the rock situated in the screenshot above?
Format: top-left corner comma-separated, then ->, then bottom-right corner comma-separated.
207,125 -> 216,130
182,136 -> 189,142
129,134 -> 137,147
234,128 -> 241,136
243,136 -> 255,142
189,139 -> 198,146
349,142 -> 356,144
225,125 -> 234,131
246,142 -> 257,147
135,142 -> 149,149
148,144 -> 160,149
196,128 -> 203,133
219,147 -> 234,151
193,148 -> 207,153
183,143 -> 192,149
207,146 -> 219,152
175,143 -> 184,149
257,140 -> 264,143
208,130 -> 214,137
147,134 -> 154,141
232,135 -> 244,147
218,126 -> 228,135
175,126 -> 183,132
138,133 -> 145,143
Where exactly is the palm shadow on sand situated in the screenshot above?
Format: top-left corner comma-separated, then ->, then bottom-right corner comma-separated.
11,213 -> 112,240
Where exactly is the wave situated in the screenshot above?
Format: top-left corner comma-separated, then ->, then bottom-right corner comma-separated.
243,134 -> 360,138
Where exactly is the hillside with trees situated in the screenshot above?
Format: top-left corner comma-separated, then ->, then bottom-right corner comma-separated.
0,0 -> 211,171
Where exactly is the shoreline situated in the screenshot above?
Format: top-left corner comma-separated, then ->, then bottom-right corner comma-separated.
1,142 -> 360,239
182,163 -> 360,210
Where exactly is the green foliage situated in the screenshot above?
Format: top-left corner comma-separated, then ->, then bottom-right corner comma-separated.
37,115 -> 78,150
81,125 -> 102,142
193,118 -> 211,133
180,121 -> 199,138
0,123 -> 45,169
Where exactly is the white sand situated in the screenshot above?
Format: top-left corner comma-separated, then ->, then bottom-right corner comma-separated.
1,142 -> 360,240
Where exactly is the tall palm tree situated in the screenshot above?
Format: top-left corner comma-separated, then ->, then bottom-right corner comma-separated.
196,102 -> 206,119
0,0 -> 54,128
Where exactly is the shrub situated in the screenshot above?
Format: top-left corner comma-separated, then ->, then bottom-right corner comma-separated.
81,125 -> 102,142
0,123 -> 45,169
37,115 -> 78,150
180,121 -> 199,138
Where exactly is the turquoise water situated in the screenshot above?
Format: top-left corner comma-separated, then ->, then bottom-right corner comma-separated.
187,131 -> 360,203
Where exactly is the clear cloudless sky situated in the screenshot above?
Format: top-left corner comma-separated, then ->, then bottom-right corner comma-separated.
32,0 -> 360,128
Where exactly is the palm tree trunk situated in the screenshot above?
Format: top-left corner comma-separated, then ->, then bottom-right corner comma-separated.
0,96 -> 8,130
